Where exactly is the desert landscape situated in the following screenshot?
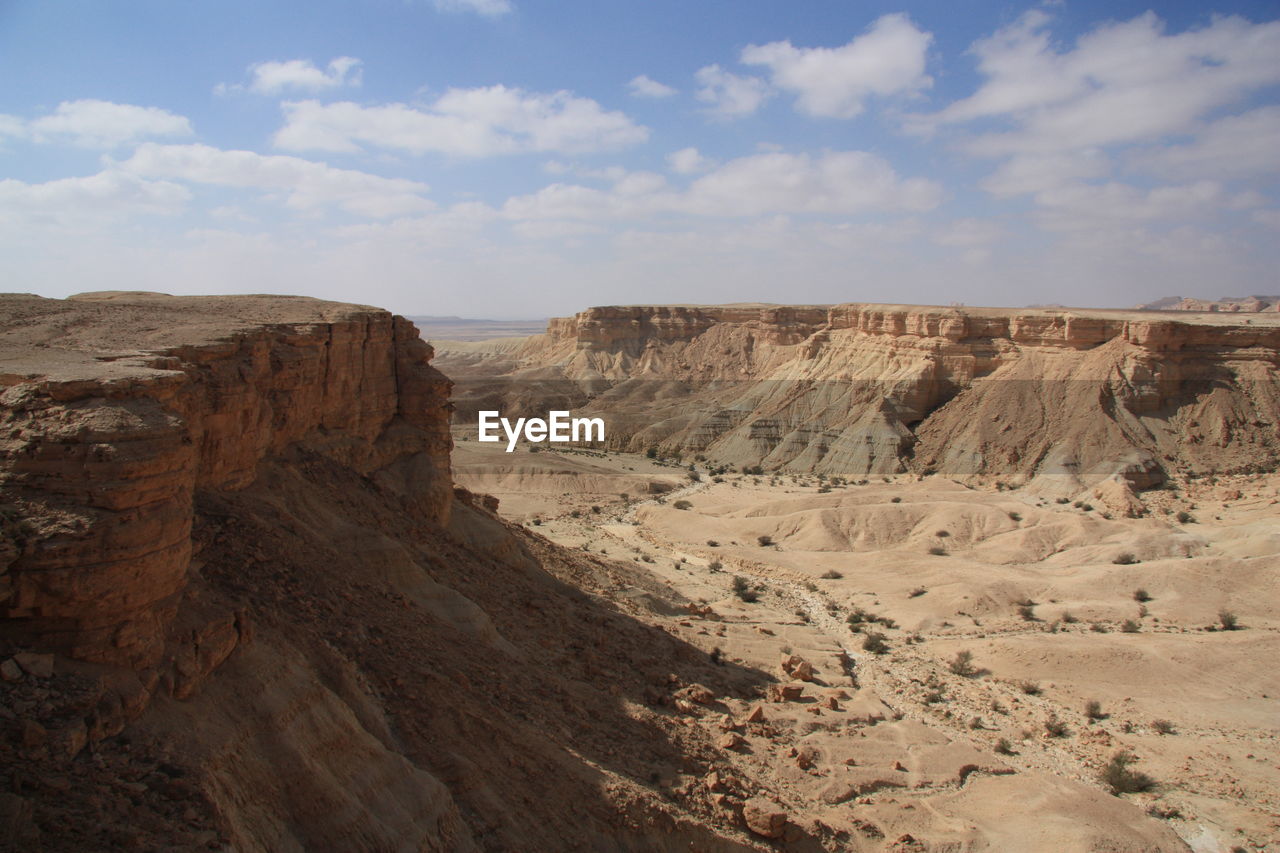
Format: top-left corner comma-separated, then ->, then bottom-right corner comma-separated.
5,1 -> 1280,850
1,292 -> 1275,852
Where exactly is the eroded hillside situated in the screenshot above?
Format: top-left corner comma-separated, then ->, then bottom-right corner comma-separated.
436,303 -> 1280,495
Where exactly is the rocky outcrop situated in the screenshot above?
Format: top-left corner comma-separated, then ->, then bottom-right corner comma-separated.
0,293 -> 452,669
1136,294 -> 1280,312
437,302 -> 1280,489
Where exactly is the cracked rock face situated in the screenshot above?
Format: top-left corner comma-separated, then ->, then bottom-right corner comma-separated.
1,293 -> 452,668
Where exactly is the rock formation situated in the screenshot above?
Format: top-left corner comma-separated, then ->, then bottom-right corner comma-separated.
437,303 -> 1280,492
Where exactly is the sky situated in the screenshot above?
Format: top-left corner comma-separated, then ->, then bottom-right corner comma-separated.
1,0 -> 1278,318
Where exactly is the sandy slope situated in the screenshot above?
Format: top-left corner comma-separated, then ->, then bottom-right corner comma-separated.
454,443 -> 1280,852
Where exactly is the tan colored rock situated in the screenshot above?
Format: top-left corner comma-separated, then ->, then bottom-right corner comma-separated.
780,654 -> 815,681
0,658 -> 22,682
767,682 -> 805,702
743,704 -> 766,724
676,683 -> 715,706
717,732 -> 746,751
742,798 -> 787,839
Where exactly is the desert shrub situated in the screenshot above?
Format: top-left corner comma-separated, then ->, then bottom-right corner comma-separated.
706,539 -> 719,547
1100,751 -> 1156,795
1113,552 -> 1138,565
757,534 -> 774,547
530,518 -> 542,526
1151,719 -> 1175,735
710,647 -> 723,666
1060,611 -> 1078,623
731,575 -> 759,603
891,496 -> 902,503
1133,588 -> 1153,603
707,560 -> 722,571
673,499 -> 692,510
1176,510 -> 1195,523
969,716 -> 984,730
819,570 -> 843,579
1084,700 -> 1106,720
935,530 -> 950,538
928,546 -> 948,556
1018,604 -> 1037,621
1090,622 -> 1108,633
949,650 -> 978,678
1120,619 -> 1140,633
1218,609 -> 1239,630
1044,715 -> 1069,737
1056,497 -> 1070,504
1080,503 -> 1093,512
1008,511 -> 1022,522
924,689 -> 945,704
1019,681 -> 1041,695
569,509 -> 581,518
646,447 -> 658,458
861,632 -> 889,655
994,738 -> 1015,755
909,587 -> 927,598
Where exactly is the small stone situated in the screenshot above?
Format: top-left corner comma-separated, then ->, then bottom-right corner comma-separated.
743,704 -> 766,723
21,720 -> 48,749
0,659 -> 22,682
13,652 -> 53,679
717,732 -> 746,750
743,798 -> 788,839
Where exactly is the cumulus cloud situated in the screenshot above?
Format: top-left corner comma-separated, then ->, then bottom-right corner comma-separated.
26,100 -> 192,148
232,57 -> 363,96
117,143 -> 432,218
916,11 -> 1280,156
1033,180 -> 1226,232
1135,106 -> 1280,180
500,149 -> 941,221
933,218 -> 1005,248
432,0 -> 512,17
741,13 -> 932,118
694,65 -> 770,118
0,171 -> 190,225
667,147 -> 715,175
273,85 -> 647,156
628,75 -> 677,98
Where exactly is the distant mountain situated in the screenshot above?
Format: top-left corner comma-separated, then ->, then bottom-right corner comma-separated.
1135,295 -> 1280,312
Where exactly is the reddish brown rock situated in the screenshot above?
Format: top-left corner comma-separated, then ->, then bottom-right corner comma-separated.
742,798 -> 788,839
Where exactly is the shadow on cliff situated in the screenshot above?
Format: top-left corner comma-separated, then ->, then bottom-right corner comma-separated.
173,447 -> 786,852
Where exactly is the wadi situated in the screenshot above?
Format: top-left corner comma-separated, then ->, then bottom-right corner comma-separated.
2,292 -> 1276,852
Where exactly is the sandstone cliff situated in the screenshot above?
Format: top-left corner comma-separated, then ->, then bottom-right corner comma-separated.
437,303 -> 1280,492
0,293 -> 771,851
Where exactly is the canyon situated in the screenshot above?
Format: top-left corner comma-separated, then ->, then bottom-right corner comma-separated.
2,293 -> 1277,851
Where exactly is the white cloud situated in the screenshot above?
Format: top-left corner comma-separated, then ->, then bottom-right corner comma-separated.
500,149 -> 942,221
0,171 -> 190,226
27,100 -> 192,148
239,57 -> 363,96
118,143 -> 432,218
667,147 -> 715,175
628,75 -> 677,98
1033,180 -> 1226,232
917,11 -> 1280,157
933,218 -> 1005,247
694,65 -> 770,118
1136,106 -> 1280,180
980,150 -> 1110,197
1253,209 -> 1280,229
274,86 -> 647,156
0,114 -> 24,140
432,0 -> 512,17
741,13 -> 932,119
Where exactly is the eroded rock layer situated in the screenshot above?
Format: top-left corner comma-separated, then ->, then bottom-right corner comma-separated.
437,303 -> 1280,491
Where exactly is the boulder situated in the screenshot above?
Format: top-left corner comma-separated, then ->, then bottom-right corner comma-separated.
742,799 -> 787,839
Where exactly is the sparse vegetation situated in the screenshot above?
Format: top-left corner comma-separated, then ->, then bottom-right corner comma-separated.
819,569 -> 843,579
1044,715 -> 1069,738
1151,719 -> 1175,735
948,650 -> 978,678
1218,609 -> 1239,630
1100,751 -> 1156,795
928,546 -> 948,556
1113,552 -> 1138,565
1090,622 -> 1109,633
935,530 -> 950,538
756,534 -> 774,547
1084,700 -> 1106,720
1120,619 -> 1140,633
909,587 -> 927,598
673,499 -> 692,510
706,539 -> 719,547
707,560 -> 722,572
1018,604 -> 1037,621
1133,588 -> 1152,603
731,575 -> 759,603
994,738 -> 1015,755
1176,510 -> 1195,524
1019,681 -> 1041,696
1060,611 -> 1078,624
861,631 -> 889,655
890,496 -> 902,503
1007,511 -> 1022,522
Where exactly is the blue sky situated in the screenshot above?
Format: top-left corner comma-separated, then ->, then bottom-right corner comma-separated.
2,1 -> 1278,317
